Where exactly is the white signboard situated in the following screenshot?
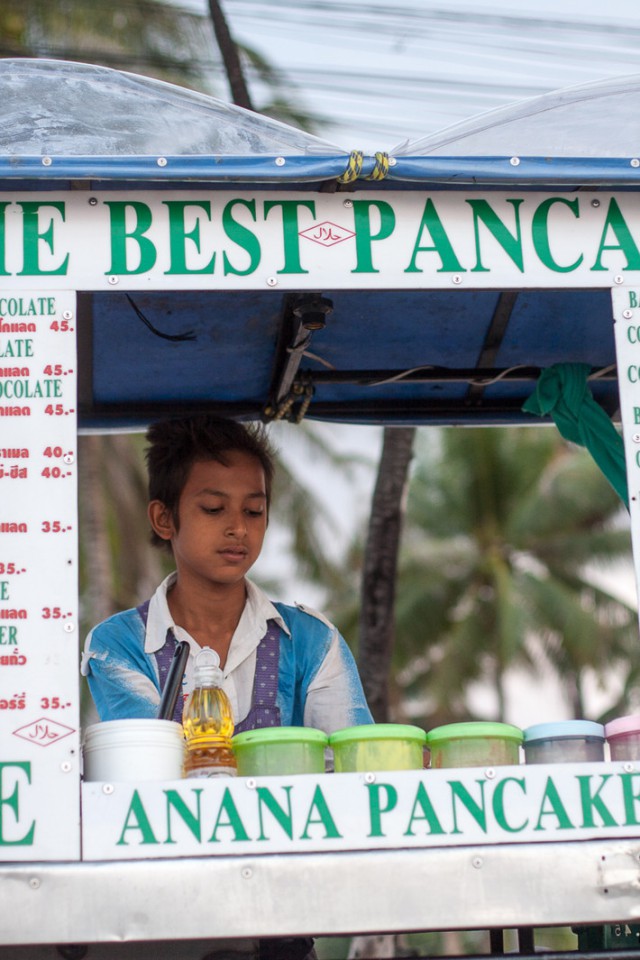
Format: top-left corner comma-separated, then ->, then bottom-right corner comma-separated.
0,290 -> 80,860
0,191 -> 639,291
82,762 -> 640,861
613,286 -> 640,611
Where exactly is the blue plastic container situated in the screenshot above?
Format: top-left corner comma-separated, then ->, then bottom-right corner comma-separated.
523,721 -> 605,764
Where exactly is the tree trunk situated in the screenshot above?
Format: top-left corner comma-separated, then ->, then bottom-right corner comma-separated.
358,427 -> 415,721
207,0 -> 254,109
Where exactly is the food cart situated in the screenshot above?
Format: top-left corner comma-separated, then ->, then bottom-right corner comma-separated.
2,58 -> 640,958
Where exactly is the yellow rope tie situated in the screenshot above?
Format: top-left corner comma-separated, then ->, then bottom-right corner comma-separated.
365,151 -> 390,181
294,382 -> 314,423
337,150 -> 363,184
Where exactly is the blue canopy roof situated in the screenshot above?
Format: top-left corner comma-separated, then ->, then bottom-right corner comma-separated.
0,59 -> 631,428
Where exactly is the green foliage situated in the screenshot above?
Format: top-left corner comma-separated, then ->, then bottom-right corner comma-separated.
392,426 -> 637,725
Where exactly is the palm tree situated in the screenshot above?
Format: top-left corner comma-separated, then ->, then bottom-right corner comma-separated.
390,426 -> 637,726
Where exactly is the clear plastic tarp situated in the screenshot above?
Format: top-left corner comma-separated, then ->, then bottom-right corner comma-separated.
392,74 -> 640,158
0,58 -> 345,157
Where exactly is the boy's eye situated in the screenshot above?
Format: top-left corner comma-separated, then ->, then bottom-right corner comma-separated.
246,509 -> 264,517
202,506 -> 223,514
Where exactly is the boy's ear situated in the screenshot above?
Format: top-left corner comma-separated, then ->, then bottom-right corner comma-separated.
148,500 -> 175,541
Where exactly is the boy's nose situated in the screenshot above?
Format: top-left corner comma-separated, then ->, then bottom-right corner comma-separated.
225,512 -> 247,537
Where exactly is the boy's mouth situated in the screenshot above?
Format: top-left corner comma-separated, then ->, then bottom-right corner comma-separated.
219,547 -> 248,559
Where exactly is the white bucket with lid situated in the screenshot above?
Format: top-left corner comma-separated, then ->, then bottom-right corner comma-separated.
83,719 -> 185,782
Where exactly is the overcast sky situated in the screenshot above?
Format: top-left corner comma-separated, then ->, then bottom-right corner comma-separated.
200,0 -> 640,149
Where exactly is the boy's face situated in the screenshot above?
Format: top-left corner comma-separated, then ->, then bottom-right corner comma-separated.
149,452 -> 268,589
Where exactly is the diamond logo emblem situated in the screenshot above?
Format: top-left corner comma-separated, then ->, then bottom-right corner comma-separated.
13,718 -> 75,746
299,221 -> 355,247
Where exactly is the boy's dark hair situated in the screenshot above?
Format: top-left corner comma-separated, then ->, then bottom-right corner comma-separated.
145,415 -> 275,550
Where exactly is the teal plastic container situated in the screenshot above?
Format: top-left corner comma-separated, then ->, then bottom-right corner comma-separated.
426,722 -> 523,769
329,724 -> 427,772
232,726 -> 328,776
523,721 -> 605,764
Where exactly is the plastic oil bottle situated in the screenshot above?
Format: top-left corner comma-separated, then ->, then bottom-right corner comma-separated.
182,647 -> 237,777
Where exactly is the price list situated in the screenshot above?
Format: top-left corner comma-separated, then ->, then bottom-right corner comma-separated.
0,290 -> 80,860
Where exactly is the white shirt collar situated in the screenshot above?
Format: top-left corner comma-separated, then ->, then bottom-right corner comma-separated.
144,573 -> 289,670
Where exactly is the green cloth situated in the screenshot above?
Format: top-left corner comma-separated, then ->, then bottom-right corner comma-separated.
522,363 -> 629,509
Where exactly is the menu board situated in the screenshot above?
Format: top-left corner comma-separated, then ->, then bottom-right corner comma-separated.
0,290 -> 80,860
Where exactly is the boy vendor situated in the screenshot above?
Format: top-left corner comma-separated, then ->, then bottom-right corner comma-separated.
81,414 -> 372,734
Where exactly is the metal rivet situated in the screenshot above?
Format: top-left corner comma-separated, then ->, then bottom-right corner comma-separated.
275,157 -> 286,166
591,199 -> 601,207
472,857 -> 483,869
614,275 -> 625,285
246,778 -> 256,789
63,453 -> 74,464
484,767 -> 496,780
62,310 -> 74,321
452,275 -> 463,285
510,157 -> 520,166
29,877 -> 40,889
388,157 -> 397,167
42,157 -> 52,166
88,197 -> 98,206
266,277 -> 278,287
343,199 -> 353,208
364,772 -> 376,784
624,762 -> 635,773
108,276 -> 119,285
241,867 -> 253,879
102,784 -> 114,795
60,761 -> 72,773
631,159 -> 640,168
157,157 -> 167,167
63,622 -> 75,633
623,309 -> 634,319
632,434 -> 640,443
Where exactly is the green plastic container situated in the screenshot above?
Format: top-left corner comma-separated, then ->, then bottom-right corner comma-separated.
426,722 -> 523,769
232,726 -> 328,776
329,724 -> 427,772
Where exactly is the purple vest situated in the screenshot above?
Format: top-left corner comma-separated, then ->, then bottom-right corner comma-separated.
137,601 -> 282,730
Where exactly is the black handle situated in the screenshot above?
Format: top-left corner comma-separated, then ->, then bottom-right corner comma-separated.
157,640 -> 190,720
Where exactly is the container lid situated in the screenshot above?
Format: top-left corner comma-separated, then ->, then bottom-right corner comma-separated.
232,726 -> 328,748
604,715 -> 640,739
329,723 -> 427,746
426,721 -> 523,746
523,720 -> 605,743
83,718 -> 183,745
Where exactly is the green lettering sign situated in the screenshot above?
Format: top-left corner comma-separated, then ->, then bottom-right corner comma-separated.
576,774 -> 617,828
591,198 -> 640,271
351,200 -> 395,273
450,780 -> 487,834
467,198 -> 524,273
117,790 -> 158,845
405,198 -> 464,274
534,777 -> 574,831
222,199 -> 261,276
209,787 -> 251,842
492,777 -> 528,833
366,782 -> 398,838
620,772 -> 640,826
163,200 -> 215,275
17,202 -> 69,276
164,788 -> 203,843
0,202 -> 10,276
105,201 -> 157,275
404,781 -> 445,836
264,200 -> 315,274
0,761 -> 34,846
256,786 -> 294,840
300,785 -> 342,840
531,197 -> 583,273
